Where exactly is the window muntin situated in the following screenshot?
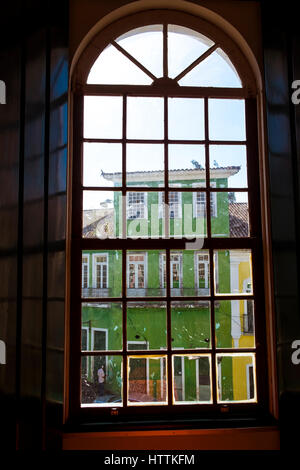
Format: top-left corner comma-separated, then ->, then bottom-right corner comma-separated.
72,19 -> 265,417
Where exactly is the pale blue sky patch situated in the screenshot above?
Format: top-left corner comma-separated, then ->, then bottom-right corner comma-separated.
116,26 -> 163,78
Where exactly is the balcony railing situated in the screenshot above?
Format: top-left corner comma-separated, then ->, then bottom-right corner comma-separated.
82,287 -> 112,298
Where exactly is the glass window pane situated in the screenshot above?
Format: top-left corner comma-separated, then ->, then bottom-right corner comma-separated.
209,145 -> 248,188
82,302 -> 123,351
157,192 -> 208,239
172,355 -> 212,403
116,26 -> 163,78
168,98 -> 205,140
128,356 -> 167,405
127,302 -> 167,350
81,250 -> 122,298
211,192 -> 249,238
84,96 -> 122,139
168,25 -> 214,79
126,192 -> 166,239
215,300 -> 255,349
214,250 -> 253,295
87,44 -> 152,85
127,250 -> 166,298
83,191 -> 122,239
83,143 -> 122,187
209,99 -> 246,141
216,354 -> 256,403
127,97 -> 164,139
164,250 -> 210,297
171,301 -> 211,349
127,144 -> 164,186
81,355 -> 123,406
169,144 -> 205,187
179,48 -> 242,88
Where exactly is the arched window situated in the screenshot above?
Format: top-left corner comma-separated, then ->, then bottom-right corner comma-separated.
70,11 -> 268,422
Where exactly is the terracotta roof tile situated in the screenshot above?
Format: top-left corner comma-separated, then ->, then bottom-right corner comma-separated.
229,202 -> 249,237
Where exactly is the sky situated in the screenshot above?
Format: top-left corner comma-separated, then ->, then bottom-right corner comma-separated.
83,25 -> 247,211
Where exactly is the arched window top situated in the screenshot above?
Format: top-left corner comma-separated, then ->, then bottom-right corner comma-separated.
87,24 -> 242,88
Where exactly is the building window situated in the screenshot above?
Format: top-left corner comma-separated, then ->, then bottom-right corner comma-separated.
127,252 -> 146,290
159,188 -> 182,219
127,192 -> 147,219
82,255 -> 89,289
196,252 -> 209,290
160,252 -> 182,290
193,182 -> 217,218
71,11 -> 268,421
93,253 -> 108,289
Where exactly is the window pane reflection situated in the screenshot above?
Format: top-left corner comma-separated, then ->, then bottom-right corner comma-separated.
211,192 -> 249,238
128,356 -> 167,405
172,355 -> 212,403
168,98 -> 205,140
81,250 -> 122,298
127,302 -> 167,350
209,99 -> 246,141
214,250 -> 252,295
83,143 -> 122,188
216,354 -> 256,403
81,355 -> 123,406
171,301 -> 211,349
82,302 -> 123,351
127,97 -> 164,139
127,250 -> 166,297
84,96 -> 122,138
83,191 -> 122,239
215,300 -> 255,349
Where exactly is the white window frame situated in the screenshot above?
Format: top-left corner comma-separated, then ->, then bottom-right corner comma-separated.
91,327 -> 109,351
192,181 -> 217,218
158,184 -> 182,219
82,254 -> 89,289
195,251 -> 209,289
127,252 -> 147,290
92,253 -> 109,289
159,252 -> 183,289
127,191 -> 147,220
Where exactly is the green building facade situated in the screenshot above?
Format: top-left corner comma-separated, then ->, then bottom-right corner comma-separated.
81,168 -> 254,405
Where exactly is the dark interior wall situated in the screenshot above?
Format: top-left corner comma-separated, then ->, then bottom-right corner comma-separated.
0,0 -> 22,451
261,3 -> 300,451
0,0 -> 68,450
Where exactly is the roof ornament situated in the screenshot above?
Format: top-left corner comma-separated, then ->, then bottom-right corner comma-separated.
191,160 -> 203,169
